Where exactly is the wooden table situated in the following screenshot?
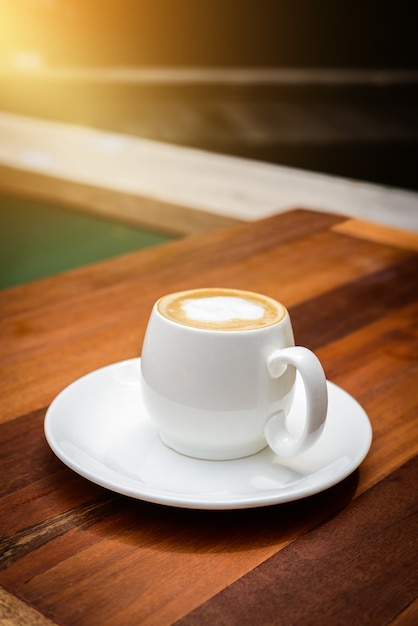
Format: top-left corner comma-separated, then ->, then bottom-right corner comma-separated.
1,209 -> 417,625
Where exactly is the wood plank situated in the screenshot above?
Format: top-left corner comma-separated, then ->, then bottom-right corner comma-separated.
1,305 -> 416,561
0,214 -> 414,426
0,164 -> 241,237
0,586 -> 57,626
289,254 -> 418,350
175,456 -> 418,626
0,405 -> 361,625
1,210 -> 355,424
0,210 -> 343,318
333,218 -> 418,251
306,295 -> 418,503
391,598 -> 418,626
1,112 -> 417,232
315,300 -> 418,494
1,210 -> 417,625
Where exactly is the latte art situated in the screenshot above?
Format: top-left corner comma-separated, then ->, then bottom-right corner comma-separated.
157,288 -> 285,330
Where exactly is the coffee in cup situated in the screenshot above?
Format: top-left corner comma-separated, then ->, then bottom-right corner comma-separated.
141,288 -> 328,460
157,288 -> 284,331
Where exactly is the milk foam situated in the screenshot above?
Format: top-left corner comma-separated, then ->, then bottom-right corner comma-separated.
158,288 -> 285,330
182,296 -> 264,322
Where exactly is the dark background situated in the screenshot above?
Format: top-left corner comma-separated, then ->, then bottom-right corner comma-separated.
2,0 -> 416,68
1,1 -> 417,191
0,0 -> 417,68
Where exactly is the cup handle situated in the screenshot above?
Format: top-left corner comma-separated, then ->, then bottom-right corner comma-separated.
264,346 -> 328,457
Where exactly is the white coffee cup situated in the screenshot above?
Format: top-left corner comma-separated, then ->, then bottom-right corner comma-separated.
140,288 -> 328,460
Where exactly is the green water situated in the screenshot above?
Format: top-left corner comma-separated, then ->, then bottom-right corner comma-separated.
0,194 -> 173,289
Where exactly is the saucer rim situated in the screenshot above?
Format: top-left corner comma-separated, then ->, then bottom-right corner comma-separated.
44,358 -> 373,510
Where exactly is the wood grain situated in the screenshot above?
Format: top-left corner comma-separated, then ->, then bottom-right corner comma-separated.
1,210 -> 351,424
176,456 -> 418,626
333,218 -> 418,251
391,599 -> 418,626
0,587 -> 56,626
1,210 -> 417,625
0,210 -> 412,425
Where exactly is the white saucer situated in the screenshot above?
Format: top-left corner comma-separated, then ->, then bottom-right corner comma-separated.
44,358 -> 372,510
